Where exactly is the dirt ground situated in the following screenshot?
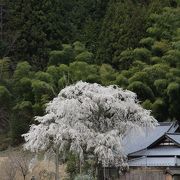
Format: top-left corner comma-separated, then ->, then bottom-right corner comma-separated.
0,147 -> 68,180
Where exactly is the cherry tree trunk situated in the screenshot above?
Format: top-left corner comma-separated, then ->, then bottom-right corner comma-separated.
55,147 -> 60,180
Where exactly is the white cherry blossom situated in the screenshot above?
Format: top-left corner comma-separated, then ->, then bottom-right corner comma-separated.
23,81 -> 157,168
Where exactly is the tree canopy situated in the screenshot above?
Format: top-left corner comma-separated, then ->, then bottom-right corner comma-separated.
23,81 -> 157,178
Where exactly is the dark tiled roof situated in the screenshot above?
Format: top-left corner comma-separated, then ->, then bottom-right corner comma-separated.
126,121 -> 180,167
166,133 -> 180,145
129,146 -> 180,157
123,122 -> 178,155
128,156 -> 180,167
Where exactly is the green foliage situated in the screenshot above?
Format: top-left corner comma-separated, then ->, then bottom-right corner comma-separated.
15,77 -> 33,101
148,7 -> 180,40
0,134 -> 12,151
167,82 -> 179,100
152,41 -> 169,56
128,81 -> 154,101
132,60 -> 147,70
118,5 -> 180,121
69,61 -> 90,82
129,72 -> 149,84
49,51 -> 68,66
96,0 -> 149,66
66,152 -> 95,180
152,98 -> 168,121
142,99 -> 152,110
13,61 -> 32,80
58,64 -> 69,77
49,42 -> 94,66
73,41 -> 86,55
1,0 -> 180,147
0,58 -> 11,80
143,64 -> 169,85
0,85 -> 11,132
49,45 -> 74,65
66,153 -> 79,179
58,77 -> 67,89
75,51 -> 94,64
31,80 -> 55,103
11,101 -> 33,143
154,79 -> 168,96
133,48 -> 151,63
0,86 -> 11,106
139,37 -> 155,48
115,74 -> 128,88
74,174 -> 93,180
147,27 -> 161,38
0,40 -> 7,58
6,0 -> 64,68
35,71 -> 53,84
118,49 -> 134,70
151,56 -> 162,64
163,50 -> 180,67
46,65 -> 60,81
99,64 -> 116,85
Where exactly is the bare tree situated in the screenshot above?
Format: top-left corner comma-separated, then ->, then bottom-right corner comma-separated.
1,156 -> 17,180
13,152 -> 30,180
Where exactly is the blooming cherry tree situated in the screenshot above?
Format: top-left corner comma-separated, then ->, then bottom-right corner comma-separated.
23,81 -> 157,179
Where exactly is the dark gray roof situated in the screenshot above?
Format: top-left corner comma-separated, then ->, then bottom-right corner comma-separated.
123,122 -> 177,155
129,146 -> 180,157
128,156 -> 180,167
167,122 -> 179,133
166,133 -> 180,145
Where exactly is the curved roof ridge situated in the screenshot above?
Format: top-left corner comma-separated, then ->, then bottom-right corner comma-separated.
124,121 -> 179,155
167,121 -> 179,133
165,133 -> 180,146
166,132 -> 180,135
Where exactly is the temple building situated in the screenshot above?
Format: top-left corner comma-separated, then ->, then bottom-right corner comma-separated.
121,121 -> 180,180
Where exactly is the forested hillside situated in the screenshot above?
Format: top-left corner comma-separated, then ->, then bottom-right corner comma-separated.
0,0 -> 179,146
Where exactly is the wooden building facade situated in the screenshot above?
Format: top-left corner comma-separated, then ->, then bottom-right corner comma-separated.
121,121 -> 180,180
98,122 -> 180,180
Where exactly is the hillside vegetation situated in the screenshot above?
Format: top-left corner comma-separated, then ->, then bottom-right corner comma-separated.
0,0 -> 179,145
